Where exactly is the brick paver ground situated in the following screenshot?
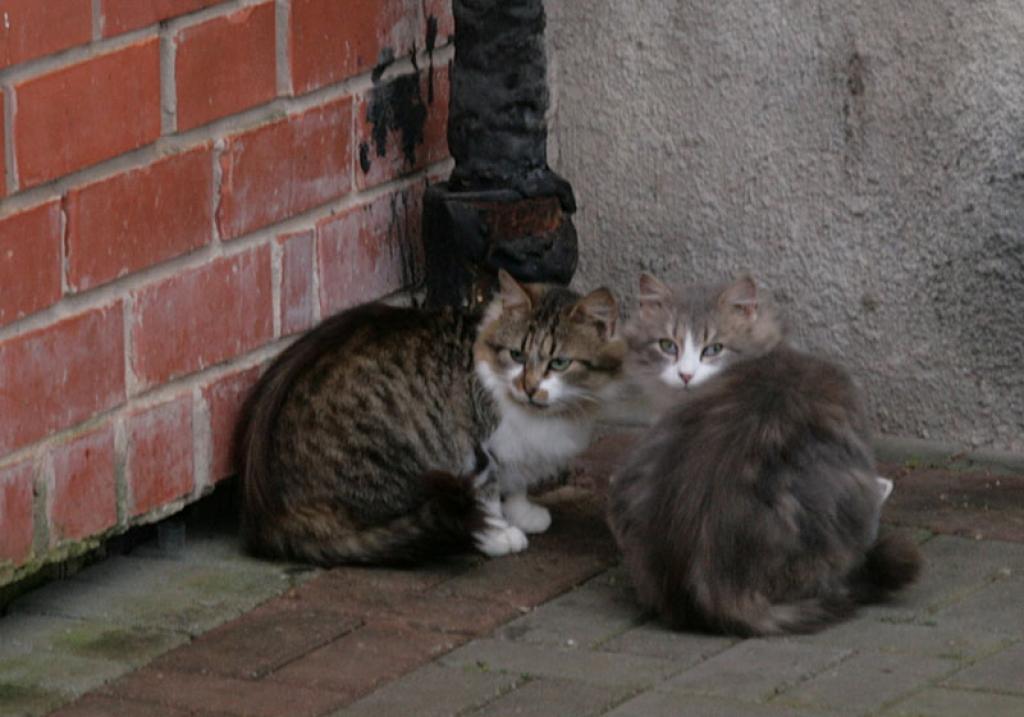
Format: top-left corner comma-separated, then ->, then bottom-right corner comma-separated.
2,429 -> 1022,717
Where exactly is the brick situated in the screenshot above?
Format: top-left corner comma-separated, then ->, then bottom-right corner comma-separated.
0,0 -> 92,69
65,147 -> 213,291
607,692 -> 815,717
338,663 -> 519,717
780,651 -> 956,715
441,638 -> 680,687
131,247 -> 273,388
289,0 -> 420,95
0,200 -> 62,327
100,0 -> 224,37
883,687 -> 1024,717
126,396 -> 194,517
474,677 -> 629,717
0,91 -> 5,196
317,183 -> 423,315
14,39 -> 160,189
49,424 -> 117,542
216,98 -> 353,240
0,459 -> 35,564
202,365 -> 261,483
662,640 -> 852,701
0,304 -> 125,455
278,230 -> 316,335
48,695 -> 203,717
423,0 -> 455,46
266,623 -> 462,699
152,603 -> 361,679
355,67 -> 450,190
103,667 -> 347,717
945,642 -> 1024,694
174,3 -> 277,132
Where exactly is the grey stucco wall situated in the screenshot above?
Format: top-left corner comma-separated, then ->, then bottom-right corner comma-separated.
546,0 -> 1024,453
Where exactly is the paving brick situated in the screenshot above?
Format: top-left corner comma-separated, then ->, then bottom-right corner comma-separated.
441,638 -> 681,687
871,535 -> 1023,621
174,2 -> 277,131
0,647 -> 130,701
317,183 -> 424,315
47,694 -> 210,717
289,0 -> 421,95
606,691 -> 817,717
882,687 -> 1024,717
927,573 -> 1024,635
131,247 -> 273,388
0,459 -> 35,564
331,663 -> 519,717
943,641 -> 1024,694
496,569 -> 643,649
0,303 -> 125,455
14,39 -> 160,188
126,395 -> 194,517
216,98 -> 353,240
599,622 -> 739,665
0,0 -> 92,69
0,200 -> 62,327
202,365 -> 262,483
100,0 -> 224,37
0,681 -> 65,717
473,676 -> 632,717
355,67 -> 449,190
152,603 -> 361,679
776,651 -> 957,715
265,622 -> 463,700
65,147 -> 213,291
50,424 -> 117,542
784,613 -> 1009,661
103,667 -> 347,717
11,555 -> 293,636
661,640 -> 853,701
278,230 -> 316,336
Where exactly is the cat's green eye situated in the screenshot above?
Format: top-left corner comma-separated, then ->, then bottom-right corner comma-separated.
548,357 -> 572,372
702,343 -> 724,358
508,349 -> 526,364
658,339 -> 677,355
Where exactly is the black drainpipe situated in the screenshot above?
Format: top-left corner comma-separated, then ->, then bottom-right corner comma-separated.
422,0 -> 577,308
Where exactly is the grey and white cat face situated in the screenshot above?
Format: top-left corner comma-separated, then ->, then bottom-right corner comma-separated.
475,271 -> 626,416
625,274 -> 783,400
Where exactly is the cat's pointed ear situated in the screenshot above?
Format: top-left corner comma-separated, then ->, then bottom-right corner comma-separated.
638,273 -> 672,307
497,269 -> 533,312
570,287 -> 619,338
721,274 -> 758,319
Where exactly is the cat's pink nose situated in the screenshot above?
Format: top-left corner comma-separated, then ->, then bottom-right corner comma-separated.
680,373 -> 693,385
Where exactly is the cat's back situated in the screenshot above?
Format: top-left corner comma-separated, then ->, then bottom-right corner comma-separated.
675,346 -> 869,449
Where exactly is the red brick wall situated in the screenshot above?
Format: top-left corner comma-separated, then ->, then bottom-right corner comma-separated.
0,0 -> 453,580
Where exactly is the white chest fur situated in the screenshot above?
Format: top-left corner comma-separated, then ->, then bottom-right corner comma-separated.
476,362 -> 594,490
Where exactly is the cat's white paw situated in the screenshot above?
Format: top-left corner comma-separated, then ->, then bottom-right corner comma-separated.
876,476 -> 894,503
474,520 -> 529,557
503,495 -> 552,534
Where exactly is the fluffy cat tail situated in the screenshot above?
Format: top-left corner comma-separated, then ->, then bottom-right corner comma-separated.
850,532 -> 923,604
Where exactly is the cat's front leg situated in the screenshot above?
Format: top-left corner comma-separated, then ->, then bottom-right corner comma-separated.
503,492 -> 552,534
498,466 -> 552,534
471,457 -> 528,557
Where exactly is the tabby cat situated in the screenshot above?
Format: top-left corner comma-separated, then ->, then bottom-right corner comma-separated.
237,270 -> 624,564
608,273 -> 920,635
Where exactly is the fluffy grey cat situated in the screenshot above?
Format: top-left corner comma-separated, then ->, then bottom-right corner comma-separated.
237,270 -> 625,565
608,273 -> 920,635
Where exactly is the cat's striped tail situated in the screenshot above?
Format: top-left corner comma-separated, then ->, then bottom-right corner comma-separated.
251,471 -> 487,566
849,531 -> 923,604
